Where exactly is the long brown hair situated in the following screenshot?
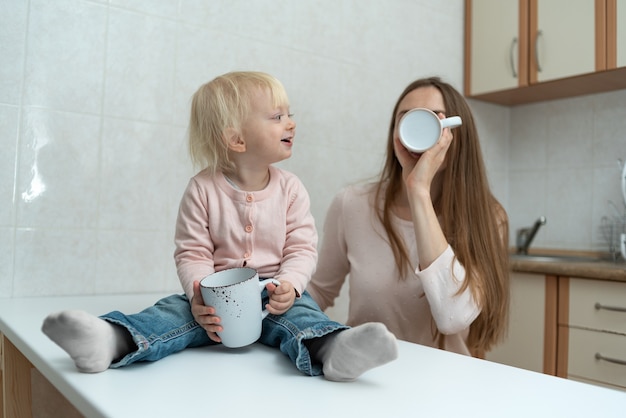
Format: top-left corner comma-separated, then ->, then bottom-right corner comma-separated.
374,77 -> 509,355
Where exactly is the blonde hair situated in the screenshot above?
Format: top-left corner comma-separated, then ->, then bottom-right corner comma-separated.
374,77 -> 510,356
188,71 -> 290,174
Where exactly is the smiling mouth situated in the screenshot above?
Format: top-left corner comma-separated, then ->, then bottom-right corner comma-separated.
281,138 -> 292,144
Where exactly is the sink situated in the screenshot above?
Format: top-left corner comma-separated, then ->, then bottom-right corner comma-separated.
510,254 -> 602,263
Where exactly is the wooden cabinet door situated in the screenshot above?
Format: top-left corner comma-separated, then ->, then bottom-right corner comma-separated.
486,272 -> 547,373
530,0 -> 605,83
607,0 -> 626,68
618,0 -> 626,66
465,0 -> 529,96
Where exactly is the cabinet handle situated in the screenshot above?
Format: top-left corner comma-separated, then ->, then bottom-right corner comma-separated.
594,302 -> 626,313
595,352 -> 626,366
534,30 -> 543,72
509,38 -> 518,78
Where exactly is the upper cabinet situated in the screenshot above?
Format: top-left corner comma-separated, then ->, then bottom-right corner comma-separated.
608,0 -> 626,68
531,0 -> 600,83
466,0 -> 528,95
465,0 -> 626,105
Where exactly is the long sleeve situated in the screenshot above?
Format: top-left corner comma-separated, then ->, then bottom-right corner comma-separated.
174,177 -> 216,299
416,245 -> 481,334
307,188 -> 351,310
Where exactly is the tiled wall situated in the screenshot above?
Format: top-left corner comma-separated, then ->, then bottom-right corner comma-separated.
506,90 -> 626,253
1,0 -> 469,298
2,1 -> 623,304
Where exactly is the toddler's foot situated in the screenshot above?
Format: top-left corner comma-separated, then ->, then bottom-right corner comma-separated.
321,322 -> 398,382
42,310 -> 132,373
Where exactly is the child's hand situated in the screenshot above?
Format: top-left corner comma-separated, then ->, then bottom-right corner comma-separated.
191,280 -> 222,343
264,280 -> 296,315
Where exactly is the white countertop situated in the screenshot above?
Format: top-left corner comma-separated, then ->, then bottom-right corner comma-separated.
1,293 -> 625,417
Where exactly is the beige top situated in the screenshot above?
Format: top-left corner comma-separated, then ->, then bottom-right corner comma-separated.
307,184 -> 480,355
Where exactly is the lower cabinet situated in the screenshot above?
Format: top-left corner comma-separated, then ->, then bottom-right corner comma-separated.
488,272 -> 626,391
558,277 -> 626,391
486,272 -> 555,374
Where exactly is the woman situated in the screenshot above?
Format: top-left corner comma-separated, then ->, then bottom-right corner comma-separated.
307,77 -> 509,358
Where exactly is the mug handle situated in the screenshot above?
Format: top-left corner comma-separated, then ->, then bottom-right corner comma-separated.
441,116 -> 462,130
259,278 -> 281,319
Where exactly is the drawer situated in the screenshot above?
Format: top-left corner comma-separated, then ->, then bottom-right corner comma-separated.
568,278 -> 626,334
568,327 -> 626,389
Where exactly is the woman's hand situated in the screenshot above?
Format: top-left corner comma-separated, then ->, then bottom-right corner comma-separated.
264,280 -> 296,315
401,115 -> 454,195
191,280 -> 222,343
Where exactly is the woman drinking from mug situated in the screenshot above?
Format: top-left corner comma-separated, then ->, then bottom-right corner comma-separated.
307,76 -> 510,358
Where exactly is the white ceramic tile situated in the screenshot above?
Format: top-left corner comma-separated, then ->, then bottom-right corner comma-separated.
0,0 -> 27,104
232,0 -> 295,46
592,91 -> 626,167
546,99 -> 594,169
470,100 -> 511,172
98,118 -> 178,230
109,0 -> 179,17
103,8 -> 176,122
173,26 -> 237,127
23,0 -> 107,113
291,0 -> 347,61
0,227 -> 14,297
284,140 -> 384,232
0,105 -> 18,227
96,230 -> 179,294
509,103 -> 549,170
17,108 -> 101,228
168,126 -> 197,227
178,0 -> 242,30
591,166 -> 626,253
544,168 -> 594,249
488,168 -> 509,213
507,169 -> 547,248
13,228 -> 98,296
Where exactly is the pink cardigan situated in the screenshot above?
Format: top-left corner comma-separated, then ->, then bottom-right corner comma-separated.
174,166 -> 318,300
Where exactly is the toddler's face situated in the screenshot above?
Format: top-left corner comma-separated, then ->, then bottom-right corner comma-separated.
239,88 -> 296,165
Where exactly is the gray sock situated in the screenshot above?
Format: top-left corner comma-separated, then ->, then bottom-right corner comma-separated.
318,322 -> 398,382
42,310 -> 134,373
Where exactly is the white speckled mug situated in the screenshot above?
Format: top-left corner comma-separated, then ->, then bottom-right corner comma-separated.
200,267 -> 280,348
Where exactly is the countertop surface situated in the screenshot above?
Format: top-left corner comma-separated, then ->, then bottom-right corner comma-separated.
2,293 -> 626,417
510,252 -> 626,282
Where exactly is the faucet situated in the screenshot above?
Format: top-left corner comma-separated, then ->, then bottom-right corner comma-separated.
516,216 -> 547,254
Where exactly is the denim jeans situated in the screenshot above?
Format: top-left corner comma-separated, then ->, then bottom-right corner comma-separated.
101,287 -> 348,376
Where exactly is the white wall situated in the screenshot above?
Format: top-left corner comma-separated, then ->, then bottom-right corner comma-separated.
0,0 -> 468,299
2,0 -> 623,308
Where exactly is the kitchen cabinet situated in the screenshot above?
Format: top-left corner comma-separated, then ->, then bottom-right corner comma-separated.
465,0 -> 626,105
466,0 -> 528,96
486,272 -> 557,374
608,0 -> 626,68
558,277 -> 626,390
530,0 -> 599,83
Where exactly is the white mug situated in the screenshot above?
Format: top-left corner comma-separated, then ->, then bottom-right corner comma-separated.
621,232 -> 626,260
200,267 -> 280,348
399,108 -> 462,152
